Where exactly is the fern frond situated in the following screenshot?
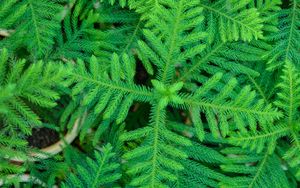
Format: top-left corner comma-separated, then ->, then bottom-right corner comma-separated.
28,157 -> 69,187
121,103 -> 191,187
49,0 -> 98,61
182,72 -> 282,140
275,61 -> 300,123
240,61 -> 300,178
138,0 -> 206,84
63,144 -> 121,188
201,0 -> 264,42
1,0 -> 64,59
69,54 -> 152,130
94,5 -> 146,66
246,64 -> 277,103
284,131 -> 300,179
62,51 -> 152,142
0,0 -> 27,29
0,48 -> 68,133
0,49 -> 67,179
264,0 -> 300,70
228,123 -> 289,153
178,0 -> 281,84
273,61 -> 300,178
250,0 -> 281,33
171,139 -> 227,187
178,40 -> 261,83
220,147 -> 290,188
175,159 -> 227,188
0,48 -> 69,180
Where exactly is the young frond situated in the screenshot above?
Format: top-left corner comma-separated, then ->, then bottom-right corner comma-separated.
264,0 -> 300,70
183,72 -> 282,140
63,144 -> 121,188
120,103 -> 191,187
138,0 -> 206,83
201,0 -> 264,42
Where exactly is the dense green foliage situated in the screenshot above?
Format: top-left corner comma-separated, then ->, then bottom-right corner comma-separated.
0,0 -> 299,187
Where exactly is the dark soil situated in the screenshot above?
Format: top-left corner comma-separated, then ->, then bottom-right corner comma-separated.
135,60 -> 149,85
27,128 -> 60,149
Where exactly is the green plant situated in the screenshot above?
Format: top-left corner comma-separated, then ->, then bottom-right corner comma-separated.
0,0 -> 299,187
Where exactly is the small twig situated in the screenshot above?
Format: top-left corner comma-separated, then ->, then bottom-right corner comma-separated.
0,29 -> 14,37
0,174 -> 58,188
8,116 -> 83,162
59,0 -> 76,21
61,57 -> 76,64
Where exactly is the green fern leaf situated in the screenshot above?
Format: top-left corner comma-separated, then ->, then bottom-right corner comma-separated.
49,0 -> 99,61
121,103 -> 191,187
0,0 -> 27,29
228,123 -> 289,153
183,72 -> 282,139
221,147 -> 290,188
1,0 -> 64,59
274,61 -> 300,179
201,0 -> 264,42
63,144 -> 121,188
264,0 -> 300,70
138,0 -> 206,84
70,54 -> 152,120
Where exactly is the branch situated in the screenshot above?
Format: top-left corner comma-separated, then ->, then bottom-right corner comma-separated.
0,29 -> 14,37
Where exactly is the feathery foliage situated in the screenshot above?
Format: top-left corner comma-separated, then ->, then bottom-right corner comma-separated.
121,103 -> 191,187
62,144 -> 121,188
49,0 -> 99,61
0,48 -> 68,135
0,48 -> 68,180
0,0 -> 300,187
185,72 -> 281,140
228,62 -> 300,179
265,0 -> 300,69
201,0 -> 264,42
0,0 -> 64,59
138,0 -> 207,84
220,147 -> 290,188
